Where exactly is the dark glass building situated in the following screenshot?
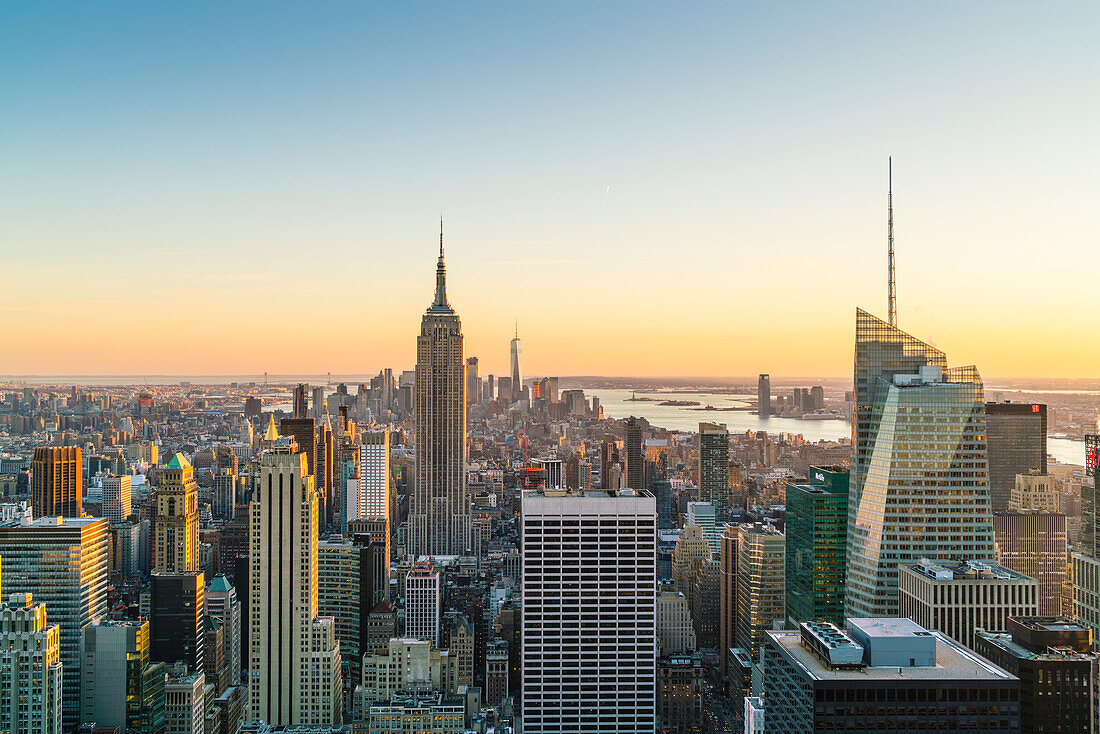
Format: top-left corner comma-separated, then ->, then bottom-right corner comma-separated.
986,402 -> 1047,511
698,422 -> 729,516
785,466 -> 848,626
32,445 -> 82,518
150,572 -> 205,672
975,617 -> 1093,734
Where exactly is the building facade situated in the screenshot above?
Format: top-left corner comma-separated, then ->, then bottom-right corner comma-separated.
0,593 -> 62,734
986,402 -> 1047,512
735,522 -> 785,662
155,453 -> 199,572
847,309 -> 995,618
521,489 -> 657,734
31,446 -> 82,519
897,559 -> 1038,650
994,511 -> 1068,617
698,423 -> 729,516
410,237 -> 471,557
249,439 -> 342,725
784,466 -> 848,627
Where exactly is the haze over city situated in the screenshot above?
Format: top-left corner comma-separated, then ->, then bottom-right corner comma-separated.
5,2 -> 1098,378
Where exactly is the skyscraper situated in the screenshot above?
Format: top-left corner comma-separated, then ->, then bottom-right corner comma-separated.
404,562 -> 441,647
155,453 -> 199,573
624,416 -> 644,490
986,402 -> 1047,511
150,572 -> 205,672
994,511 -> 1068,617
465,357 -> 480,406
81,620 -> 166,734
757,375 -> 771,418
735,522 -> 785,662
0,516 -> 110,729
719,524 -> 738,680
0,593 -> 62,734
784,467 -> 848,627
293,383 -> 309,419
102,474 -> 132,524
698,422 -> 729,516
846,309 -> 995,618
249,438 -> 342,725
521,488 -> 657,734
410,230 -> 471,557
32,446 -> 82,518
205,575 -> 242,687
510,325 -> 522,401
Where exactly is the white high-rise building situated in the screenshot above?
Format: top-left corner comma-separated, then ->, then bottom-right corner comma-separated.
404,563 -> 441,647
205,575 -> 242,686
521,488 -> 657,734
102,474 -> 132,525
410,229 -> 471,557
249,438 -> 342,725
686,501 -> 718,555
0,593 -> 63,734
357,433 -> 390,521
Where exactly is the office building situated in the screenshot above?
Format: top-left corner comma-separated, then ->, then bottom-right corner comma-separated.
736,522 -> 785,661
656,590 -> 696,656
404,563 -> 441,647
0,593 -> 62,734
510,327 -> 522,400
32,446 -> 81,518
80,620 -> 166,734
975,617 -> 1093,734
757,374 -> 771,417
719,523 -> 737,679
205,575 -> 242,687
847,309 -> 995,618
671,525 -> 710,596
994,511 -> 1068,617
354,434 -> 390,559
785,467 -> 848,627
155,453 -> 199,572
897,559 -> 1038,650
657,654 -> 703,733
465,357 -> 480,406
1011,471 -> 1058,513
698,422 -> 729,516
164,667 -> 205,734
312,386 -> 325,420
761,618 -> 1019,733
150,572 -> 206,672
362,691 -> 463,734
279,417 -> 316,484
249,439 -> 342,725
355,637 -> 459,705
485,639 -> 509,706
410,234 -> 471,557
0,516 -> 110,729
102,474 -> 132,524
521,488 -> 657,734
624,417 -> 644,490
318,540 -> 386,684
986,402 -> 1047,511
685,501 -> 718,556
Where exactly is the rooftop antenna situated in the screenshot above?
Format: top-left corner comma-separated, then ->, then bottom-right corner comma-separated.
888,156 -> 896,327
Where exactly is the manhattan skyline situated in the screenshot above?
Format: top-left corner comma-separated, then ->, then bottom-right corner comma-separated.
5,3 -> 1097,378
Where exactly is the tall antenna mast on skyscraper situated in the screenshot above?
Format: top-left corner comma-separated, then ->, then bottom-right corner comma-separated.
888,157 -> 896,327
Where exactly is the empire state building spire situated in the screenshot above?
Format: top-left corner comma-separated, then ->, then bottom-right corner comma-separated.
433,218 -> 450,311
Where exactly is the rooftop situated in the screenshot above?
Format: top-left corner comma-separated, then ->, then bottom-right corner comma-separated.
903,559 -> 1030,582
766,626 -> 1016,682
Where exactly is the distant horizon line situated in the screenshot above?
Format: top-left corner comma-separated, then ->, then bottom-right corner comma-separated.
1,373 -> 1096,384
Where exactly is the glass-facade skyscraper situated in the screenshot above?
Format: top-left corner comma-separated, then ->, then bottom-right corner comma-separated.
698,422 -> 730,517
784,466 -> 848,627
846,309 -> 995,618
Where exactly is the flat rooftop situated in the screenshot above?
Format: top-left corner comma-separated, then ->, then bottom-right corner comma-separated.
976,632 -> 1093,663
903,559 -> 1029,582
766,628 -> 1016,682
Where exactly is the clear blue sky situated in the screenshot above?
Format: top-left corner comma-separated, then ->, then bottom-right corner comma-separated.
3,2 -> 1097,377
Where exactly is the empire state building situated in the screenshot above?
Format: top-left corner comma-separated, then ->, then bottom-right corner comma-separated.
410,225 -> 471,556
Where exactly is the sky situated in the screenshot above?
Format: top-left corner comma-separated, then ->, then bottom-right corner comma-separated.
3,2 -> 1098,379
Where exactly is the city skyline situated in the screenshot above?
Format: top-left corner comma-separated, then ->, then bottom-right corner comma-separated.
5,3 -> 1098,378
